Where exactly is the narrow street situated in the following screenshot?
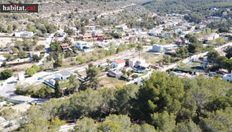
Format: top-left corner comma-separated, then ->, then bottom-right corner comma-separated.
0,42 -> 232,104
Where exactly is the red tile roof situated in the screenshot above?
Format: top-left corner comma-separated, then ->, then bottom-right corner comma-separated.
114,59 -> 125,64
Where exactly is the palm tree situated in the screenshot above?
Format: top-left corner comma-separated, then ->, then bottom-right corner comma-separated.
86,64 -> 100,89
68,75 -> 80,94
54,80 -> 62,98
136,44 -> 143,60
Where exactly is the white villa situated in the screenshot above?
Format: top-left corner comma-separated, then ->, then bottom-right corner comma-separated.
14,31 -> 34,38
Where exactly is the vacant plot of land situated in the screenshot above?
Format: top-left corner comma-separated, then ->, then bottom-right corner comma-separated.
0,38 -> 14,47
141,52 -> 163,64
0,37 -> 25,48
37,40 -> 47,46
0,63 -> 34,73
178,62 -> 202,71
99,77 -> 126,88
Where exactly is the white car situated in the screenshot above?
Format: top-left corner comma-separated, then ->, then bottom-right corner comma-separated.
223,74 -> 232,82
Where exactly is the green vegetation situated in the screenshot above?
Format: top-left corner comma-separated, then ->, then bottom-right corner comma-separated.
75,115 -> 156,132
0,69 -> 13,80
64,26 -> 75,36
25,65 -> 41,77
207,49 -> 232,72
136,44 -> 143,59
185,34 -> 199,44
160,55 -> 178,65
144,0 -> 232,24
54,76 -> 80,98
110,31 -> 122,39
184,13 -> 203,23
84,64 -> 100,89
16,74 -> 80,98
160,35 -> 207,64
176,47 -> 189,59
208,20 -> 232,33
33,20 -> 58,36
144,0 -> 232,15
225,47 -> 232,59
187,43 -> 203,54
184,33 -> 217,54
75,44 -> 136,65
1,0 -> 232,131
15,39 -> 37,52
18,72 -> 232,131
0,107 -> 20,120
49,41 -> 64,68
2,39 -> 41,62
16,84 -> 53,98
177,62 -> 202,73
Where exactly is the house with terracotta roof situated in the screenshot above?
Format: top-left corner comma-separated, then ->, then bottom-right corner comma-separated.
60,43 -> 72,52
111,59 -> 125,70
82,33 -> 94,41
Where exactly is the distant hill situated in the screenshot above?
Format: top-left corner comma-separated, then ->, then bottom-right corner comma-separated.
144,0 -> 232,15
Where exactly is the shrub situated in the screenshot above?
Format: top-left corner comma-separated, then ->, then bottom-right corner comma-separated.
0,69 -> 13,80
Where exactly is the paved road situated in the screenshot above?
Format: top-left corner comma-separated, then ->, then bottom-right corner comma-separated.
0,76 -> 46,103
1,42 -> 232,104
96,3 -> 136,18
59,123 -> 75,132
159,42 -> 232,72
0,49 -> 139,104
21,49 -> 139,85
37,33 -> 54,66
127,42 -> 232,85
0,32 -> 58,103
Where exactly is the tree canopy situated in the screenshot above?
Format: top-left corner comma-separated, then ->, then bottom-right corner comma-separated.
18,72 -> 232,132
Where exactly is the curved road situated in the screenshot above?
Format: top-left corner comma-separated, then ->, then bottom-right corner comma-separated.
0,38 -> 231,104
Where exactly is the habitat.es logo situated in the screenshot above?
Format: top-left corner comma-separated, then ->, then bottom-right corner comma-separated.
0,4 -> 38,13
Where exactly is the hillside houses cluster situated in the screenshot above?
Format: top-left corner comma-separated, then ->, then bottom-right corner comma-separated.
148,15 -> 193,38
107,58 -> 150,83
47,23 -> 152,54
0,13 -> 229,86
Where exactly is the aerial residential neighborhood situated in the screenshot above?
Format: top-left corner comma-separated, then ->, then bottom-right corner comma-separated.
0,0 -> 232,131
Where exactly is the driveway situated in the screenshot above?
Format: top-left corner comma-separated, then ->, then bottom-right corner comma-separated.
0,77 -> 46,104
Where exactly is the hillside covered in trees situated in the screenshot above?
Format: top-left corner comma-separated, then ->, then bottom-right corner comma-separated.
144,0 -> 232,15
18,72 -> 232,132
144,0 -> 232,24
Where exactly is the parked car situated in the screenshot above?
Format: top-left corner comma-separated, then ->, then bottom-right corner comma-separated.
107,70 -> 122,78
208,72 -> 217,77
223,73 -> 232,82
119,75 -> 130,82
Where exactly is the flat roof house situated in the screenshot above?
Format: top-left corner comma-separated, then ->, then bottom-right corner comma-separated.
148,27 -> 163,36
150,44 -> 177,54
115,24 -> 129,31
131,58 -> 149,73
53,32 -> 67,42
75,41 -> 93,52
151,44 -> 164,53
0,55 -> 6,66
14,31 -> 34,38
44,70 -> 73,88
